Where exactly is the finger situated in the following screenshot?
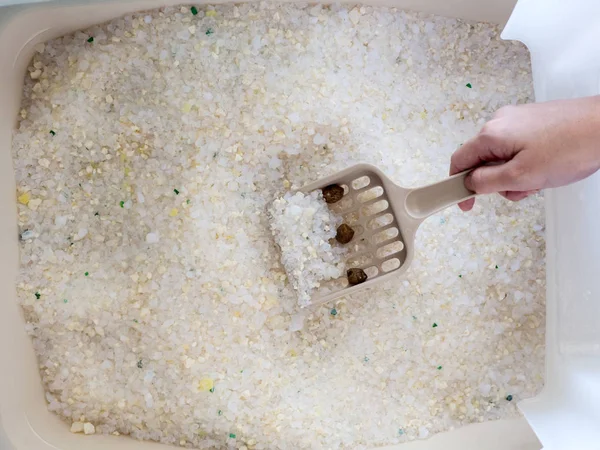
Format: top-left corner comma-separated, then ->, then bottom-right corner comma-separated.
464,161 -> 527,194
503,191 -> 530,202
457,198 -> 476,211
503,190 -> 540,202
450,136 -> 489,175
449,132 -> 507,175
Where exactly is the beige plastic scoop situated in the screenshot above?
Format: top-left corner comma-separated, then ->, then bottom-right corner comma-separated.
302,163 -> 475,306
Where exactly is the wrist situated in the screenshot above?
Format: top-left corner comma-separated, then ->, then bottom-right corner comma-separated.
569,95 -> 600,162
579,96 -> 600,175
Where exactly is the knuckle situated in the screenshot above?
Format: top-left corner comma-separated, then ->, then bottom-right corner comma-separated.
494,105 -> 516,118
505,164 -> 526,182
478,121 -> 500,143
476,132 -> 494,148
479,119 -> 513,147
479,122 -> 494,136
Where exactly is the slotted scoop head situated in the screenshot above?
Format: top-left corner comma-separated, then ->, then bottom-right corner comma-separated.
302,164 -> 474,306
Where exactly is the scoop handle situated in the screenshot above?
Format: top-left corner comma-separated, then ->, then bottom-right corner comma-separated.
403,171 -> 475,220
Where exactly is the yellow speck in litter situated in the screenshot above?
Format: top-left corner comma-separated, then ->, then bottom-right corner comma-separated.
420,111 -> 428,119
233,310 -> 241,317
283,180 -> 290,188
198,378 -> 214,392
124,167 -> 130,176
17,192 -> 30,205
288,349 -> 297,357
169,208 -> 179,217
182,102 -> 192,113
264,294 -> 278,309
206,10 -> 217,16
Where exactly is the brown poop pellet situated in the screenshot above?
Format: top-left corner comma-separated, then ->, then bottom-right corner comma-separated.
335,224 -> 355,244
322,184 -> 344,203
347,268 -> 368,286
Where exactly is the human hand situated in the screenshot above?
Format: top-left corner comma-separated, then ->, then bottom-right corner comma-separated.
450,96 -> 600,211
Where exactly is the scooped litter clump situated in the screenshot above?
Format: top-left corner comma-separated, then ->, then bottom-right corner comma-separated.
269,191 -> 347,307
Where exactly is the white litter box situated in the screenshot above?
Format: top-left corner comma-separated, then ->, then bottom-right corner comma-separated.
1,0 -> 600,449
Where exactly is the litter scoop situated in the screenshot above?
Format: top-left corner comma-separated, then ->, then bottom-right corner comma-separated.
302,164 -> 475,306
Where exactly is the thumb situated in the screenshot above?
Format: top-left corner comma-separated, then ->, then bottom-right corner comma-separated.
465,162 -> 524,194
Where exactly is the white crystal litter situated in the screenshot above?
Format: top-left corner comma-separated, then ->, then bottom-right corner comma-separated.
145,232 -> 159,243
12,3 -> 544,449
70,422 -> 84,433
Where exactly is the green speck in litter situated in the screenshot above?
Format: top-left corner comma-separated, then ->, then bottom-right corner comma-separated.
412,315 -> 417,320
87,37 -> 94,43
437,365 -> 443,370
63,299 -> 68,303
209,387 -> 215,393
49,130 -> 56,136
330,308 -> 337,316
240,370 -> 244,373
229,433 -> 236,439
432,323 -> 438,328
495,265 -> 499,269
133,319 -> 138,323
174,189 -> 180,195
186,199 -> 191,204
398,429 -> 405,436
191,6 -> 199,15
137,359 -> 143,368
213,152 -> 218,158
458,274 -> 462,278
218,410 -> 222,416
94,212 -> 99,216
206,28 -> 214,35
120,201 -> 125,208
466,83 -> 472,88
35,292 -> 41,300
506,394 -> 513,401
84,271 -> 89,276
364,356 -> 369,362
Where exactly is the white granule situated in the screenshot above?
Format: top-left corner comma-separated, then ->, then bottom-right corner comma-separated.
13,3 -> 544,449
269,191 -> 346,307
70,422 -> 84,433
